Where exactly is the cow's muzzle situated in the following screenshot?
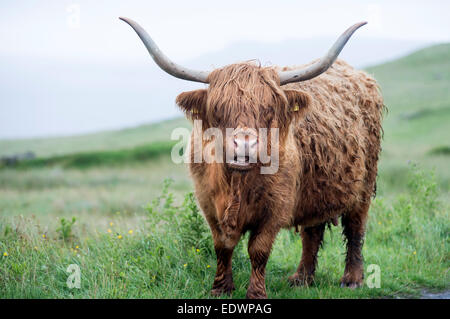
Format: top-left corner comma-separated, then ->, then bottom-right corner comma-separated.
227,128 -> 258,171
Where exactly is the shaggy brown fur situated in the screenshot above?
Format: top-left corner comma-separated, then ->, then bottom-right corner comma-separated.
176,60 -> 384,298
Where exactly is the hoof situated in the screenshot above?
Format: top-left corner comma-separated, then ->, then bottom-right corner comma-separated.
340,276 -> 363,289
340,270 -> 363,289
246,291 -> 267,299
211,284 -> 235,297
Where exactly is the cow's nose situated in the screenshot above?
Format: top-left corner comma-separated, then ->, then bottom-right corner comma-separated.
234,135 -> 258,158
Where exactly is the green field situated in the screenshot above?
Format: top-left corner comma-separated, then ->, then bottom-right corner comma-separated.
0,44 -> 449,298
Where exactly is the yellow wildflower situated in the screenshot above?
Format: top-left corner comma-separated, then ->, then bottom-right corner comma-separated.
75,245 -> 79,249
109,222 -> 114,226
183,263 -> 187,267
117,235 -> 123,239
207,265 -> 211,268
107,229 -> 112,233
128,230 -> 133,235
196,249 -> 200,253
3,252 -> 8,257
42,234 -> 46,238
413,251 -> 417,255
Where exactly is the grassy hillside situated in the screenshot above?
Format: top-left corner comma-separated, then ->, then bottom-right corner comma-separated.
0,117 -> 190,158
367,43 -> 450,193
0,44 -> 449,299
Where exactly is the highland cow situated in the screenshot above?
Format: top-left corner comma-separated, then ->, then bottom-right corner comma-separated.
121,18 -> 384,299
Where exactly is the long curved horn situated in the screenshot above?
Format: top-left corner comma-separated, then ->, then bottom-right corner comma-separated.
119,17 -> 210,83
278,22 -> 367,85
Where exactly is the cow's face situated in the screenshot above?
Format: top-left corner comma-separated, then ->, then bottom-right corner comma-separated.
176,63 -> 310,171
121,18 -> 364,171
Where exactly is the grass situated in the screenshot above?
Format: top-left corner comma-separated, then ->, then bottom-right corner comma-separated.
0,43 -> 449,298
0,166 -> 448,298
0,158 -> 192,226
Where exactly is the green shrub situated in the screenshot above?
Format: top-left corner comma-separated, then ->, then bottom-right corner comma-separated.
428,145 -> 450,156
179,192 -> 214,255
56,217 -> 77,242
145,178 -> 214,256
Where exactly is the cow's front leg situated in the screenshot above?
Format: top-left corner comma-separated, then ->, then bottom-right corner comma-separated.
211,244 -> 236,296
201,203 -> 239,297
246,224 -> 279,299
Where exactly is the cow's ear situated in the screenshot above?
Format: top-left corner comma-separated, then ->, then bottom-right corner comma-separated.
176,89 -> 207,121
283,89 -> 311,117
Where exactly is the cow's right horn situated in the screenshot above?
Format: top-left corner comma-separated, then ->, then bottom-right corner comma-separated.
120,17 -> 210,84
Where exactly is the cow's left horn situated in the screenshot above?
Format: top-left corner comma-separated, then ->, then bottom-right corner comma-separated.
119,17 -> 210,83
278,22 -> 367,85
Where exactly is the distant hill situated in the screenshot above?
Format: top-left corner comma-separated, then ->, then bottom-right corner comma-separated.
367,43 -> 450,157
366,43 -> 450,190
188,37 -> 430,70
0,117 -> 190,157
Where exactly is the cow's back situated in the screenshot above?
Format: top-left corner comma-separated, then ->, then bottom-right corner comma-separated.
283,60 -> 384,224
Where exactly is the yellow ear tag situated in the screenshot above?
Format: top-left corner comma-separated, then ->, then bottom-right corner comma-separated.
293,103 -> 299,112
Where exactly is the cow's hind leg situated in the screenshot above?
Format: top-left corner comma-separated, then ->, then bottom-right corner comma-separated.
288,223 -> 325,286
340,203 -> 369,288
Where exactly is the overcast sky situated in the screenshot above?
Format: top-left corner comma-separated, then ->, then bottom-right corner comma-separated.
1,1 -> 449,139
1,0 -> 450,61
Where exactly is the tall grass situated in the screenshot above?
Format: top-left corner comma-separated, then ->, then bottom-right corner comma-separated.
0,166 -> 448,298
